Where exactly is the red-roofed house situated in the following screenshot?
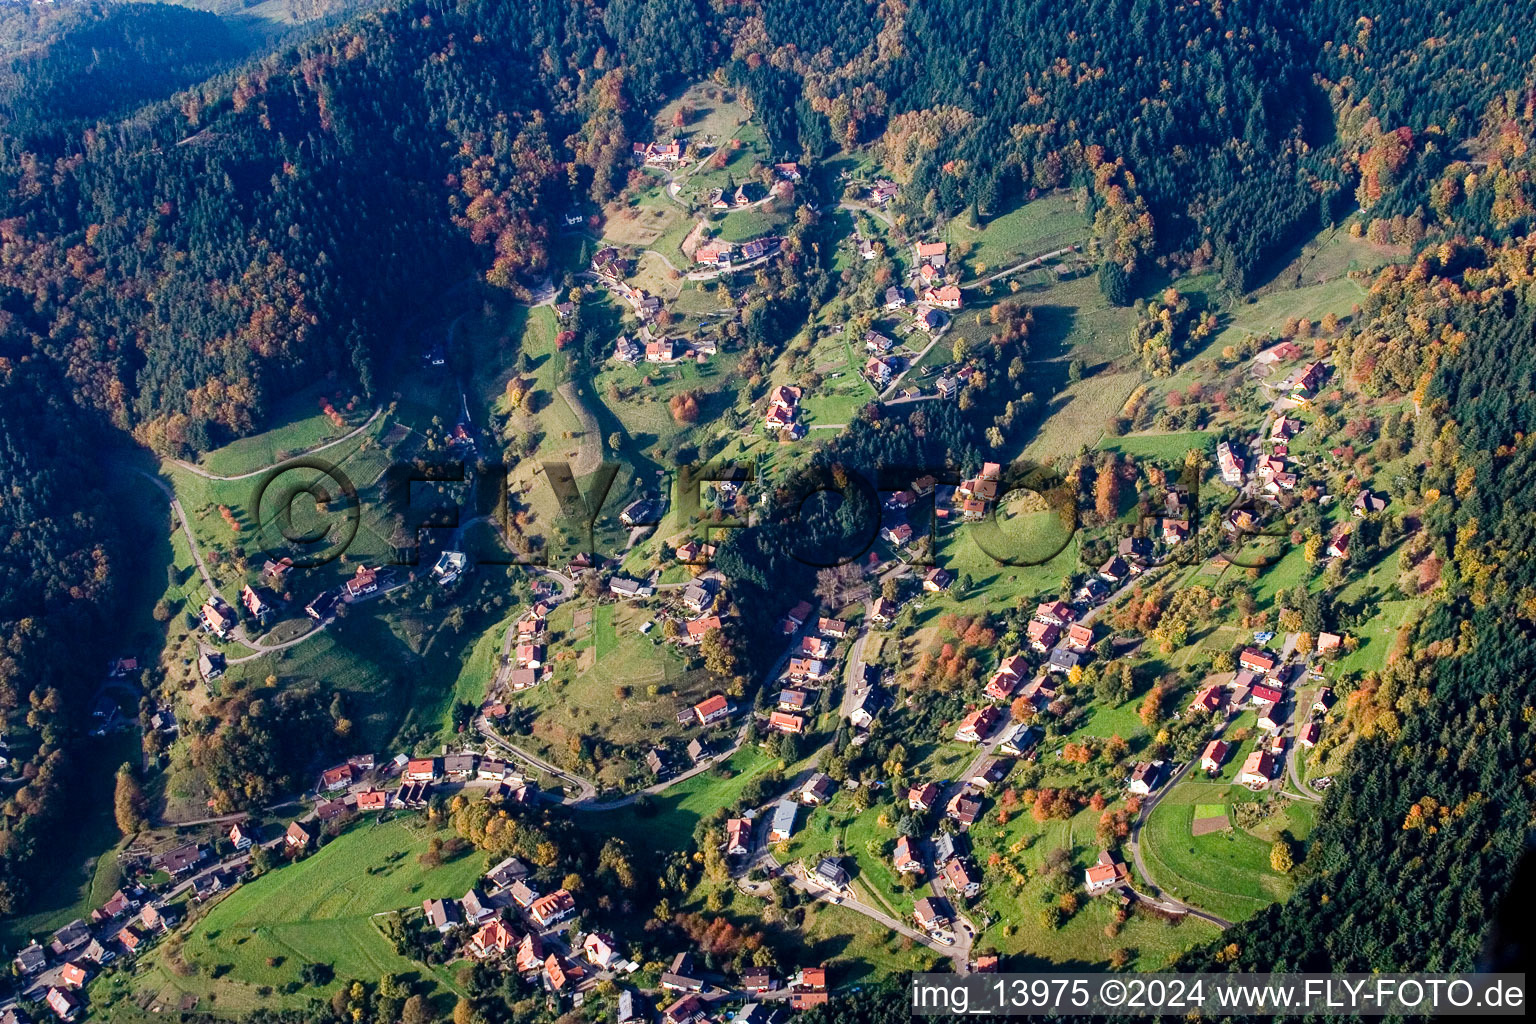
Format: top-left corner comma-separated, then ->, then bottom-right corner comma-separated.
1200,739 -> 1230,772
955,706 -> 1001,743
694,695 -> 731,726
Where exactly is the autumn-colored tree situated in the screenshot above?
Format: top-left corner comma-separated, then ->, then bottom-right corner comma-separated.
669,391 -> 701,424
114,762 -> 148,835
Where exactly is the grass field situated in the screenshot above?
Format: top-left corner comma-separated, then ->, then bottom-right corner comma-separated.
103,819 -> 482,1017
1139,779 -> 1305,922
585,745 -> 783,852
1098,431 -> 1215,464
953,194 -> 1087,281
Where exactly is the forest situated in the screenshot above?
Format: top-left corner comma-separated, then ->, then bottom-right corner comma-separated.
3,0 -> 1536,979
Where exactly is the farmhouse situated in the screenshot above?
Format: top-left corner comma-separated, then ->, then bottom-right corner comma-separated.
693,694 -> 732,726
1128,760 -> 1164,795
1239,750 -> 1276,787
1201,739 -> 1231,772
955,705 -> 1001,743
1084,850 -> 1127,894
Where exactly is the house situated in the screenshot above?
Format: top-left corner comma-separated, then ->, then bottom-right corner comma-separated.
1240,648 -> 1278,675
1047,649 -> 1081,675
768,711 -> 805,734
477,759 -> 509,782
1034,600 -> 1074,627
1217,441 -> 1245,485
529,889 -> 576,928
45,989 -> 80,1021
1258,707 -> 1284,733
725,817 -> 753,856
285,821 -> 311,849
1098,555 -> 1130,583
240,583 -> 271,619
970,757 -> 1012,790
693,694 -> 732,726
305,590 -> 340,622
423,898 -> 462,933
913,896 -> 951,931
1314,688 -> 1336,712
645,339 -> 678,364
486,856 -> 531,891
848,687 -> 882,728
800,635 -> 832,659
192,871 -> 229,900
915,241 -> 948,267
742,968 -> 778,995
1326,532 -> 1351,559
1066,623 -> 1094,650
768,799 -> 798,842
1026,619 -> 1060,651
515,932 -> 545,973
140,903 -> 179,933
1317,631 -> 1342,653
157,842 -> 202,876
661,952 -> 704,992
864,329 -> 895,354
795,774 -> 833,807
918,262 -> 941,286
955,705 -> 1001,743
787,657 -> 829,681
923,284 -> 962,310
814,857 -> 849,889
616,989 -> 643,1024
686,738 -> 708,763
50,920 -> 91,958
942,857 -> 981,898
614,335 -> 642,363
923,566 -> 953,592
356,789 -> 388,811
883,285 -> 908,310
1300,721 -> 1321,748
472,919 -> 517,958
1239,750 -> 1276,787
681,580 -> 715,614
199,598 -> 238,638
1162,519 -> 1190,544
196,649 -> 225,681
870,597 -> 899,624
1353,489 -> 1387,517
1084,850 -> 1127,894
1250,683 -> 1284,706
508,880 -> 540,909
998,721 -> 1040,757
262,558 -> 294,583
609,576 -> 652,598
908,782 -> 940,811
946,790 -> 983,826
932,833 -> 958,865
1128,761 -> 1164,795
818,617 -> 848,638
797,966 -> 828,991
96,889 -> 137,921
1200,739 -> 1231,772
229,822 -> 253,850
344,565 -> 381,600
881,521 -> 913,547
695,241 -> 733,266
461,888 -> 493,924
916,306 -> 946,332
13,942 -> 47,976
870,179 -> 899,203
1190,685 -> 1223,714
82,939 -> 114,966
1269,733 -> 1287,756
865,356 -> 896,385
1119,535 -> 1154,563
321,762 -> 356,791
583,932 -> 620,969
405,758 -> 438,782
444,753 -> 478,780
893,836 -> 923,873
116,928 -> 144,957
935,373 -> 958,399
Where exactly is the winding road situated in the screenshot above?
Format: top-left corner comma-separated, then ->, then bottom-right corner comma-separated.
169,406 -> 384,481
